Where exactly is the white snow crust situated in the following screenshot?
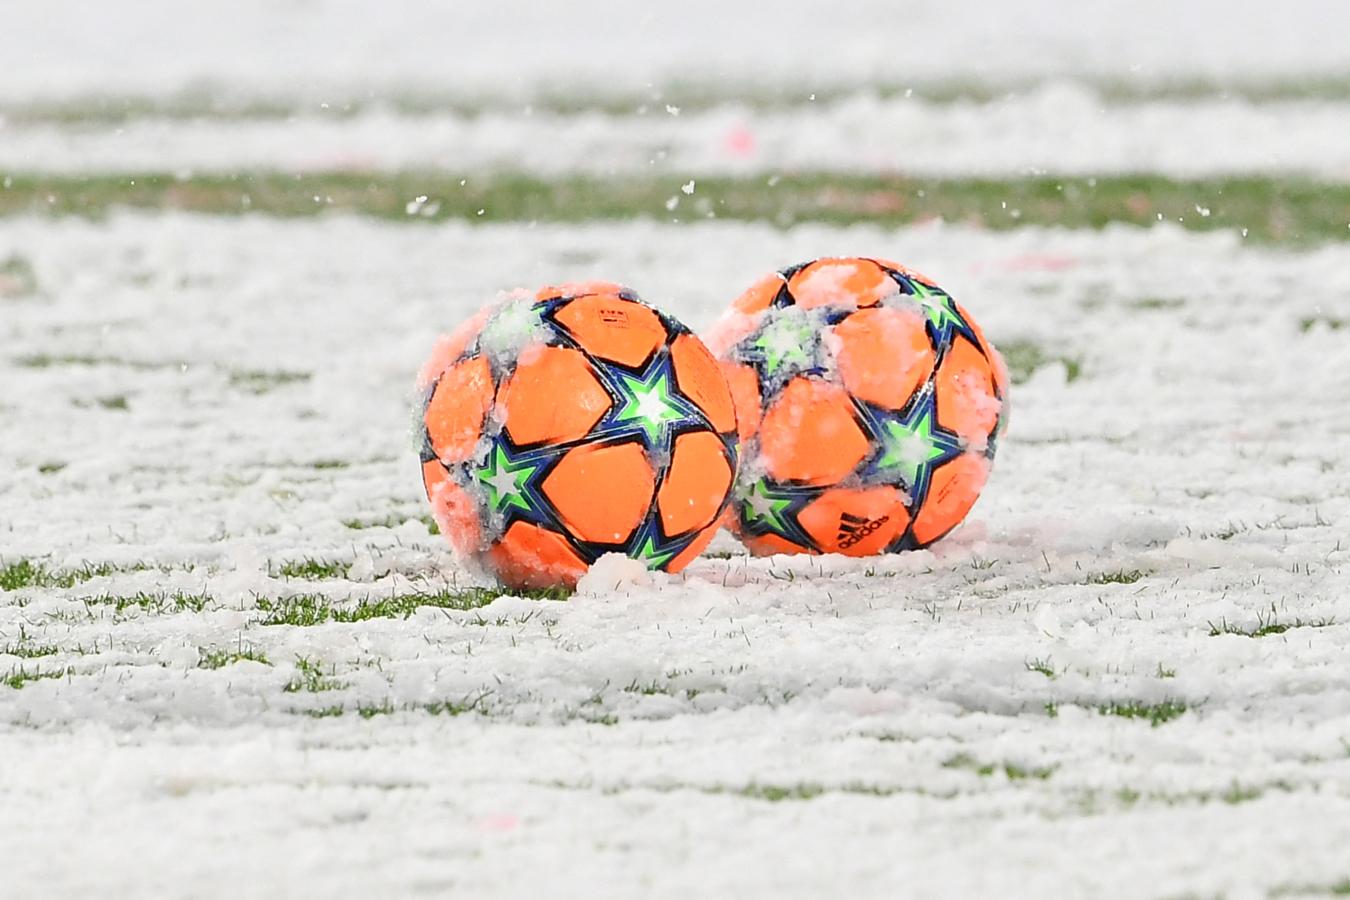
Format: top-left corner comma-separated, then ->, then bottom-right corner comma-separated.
3,215 -> 1349,897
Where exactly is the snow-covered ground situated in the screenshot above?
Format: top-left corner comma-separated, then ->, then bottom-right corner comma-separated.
5,0 -> 1350,102
3,216 -> 1349,897
4,1 -> 1350,897
6,85 -> 1350,179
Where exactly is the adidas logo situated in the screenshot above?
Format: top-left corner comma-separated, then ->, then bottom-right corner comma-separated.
837,512 -> 889,549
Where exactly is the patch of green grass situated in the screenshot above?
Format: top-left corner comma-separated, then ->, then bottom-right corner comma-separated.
1299,315 -> 1347,332
998,339 -> 1083,384
3,665 -> 68,689
1083,568 -> 1150,585
1208,607 -> 1336,638
357,700 -> 396,719
1097,699 -> 1188,727
256,586 -> 546,625
943,754 -> 1055,780
742,783 -> 826,802
81,591 -> 211,615
14,352 -> 179,370
283,656 -> 346,693
1118,780 -> 1295,810
275,558 -> 351,581
198,646 -> 271,669
1221,783 -> 1265,804
228,368 -> 311,394
1,172 -> 1346,245
424,690 -> 494,716
310,459 -> 348,470
0,559 -> 130,591
343,515 -> 395,530
71,394 -> 131,411
734,782 -> 909,801
1272,879 -> 1350,897
1025,657 -> 1057,679
9,76 -> 1350,125
37,461 -> 66,474
1,642 -> 60,659
0,560 -> 45,591
553,778 -> 942,801
303,705 -> 346,718
1129,296 -> 1186,310
623,679 -> 675,696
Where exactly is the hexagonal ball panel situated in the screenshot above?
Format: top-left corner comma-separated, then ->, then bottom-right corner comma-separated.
831,307 -> 935,411
934,336 -> 1001,451
488,520 -> 589,590
500,346 -> 611,447
758,376 -> 869,486
786,258 -> 896,309
657,430 -> 733,537
542,441 -> 655,545
911,453 -> 990,547
424,355 -> 494,464
798,485 -> 909,557
554,294 -> 667,369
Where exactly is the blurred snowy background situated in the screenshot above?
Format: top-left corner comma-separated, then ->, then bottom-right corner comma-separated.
2,2 -> 1349,898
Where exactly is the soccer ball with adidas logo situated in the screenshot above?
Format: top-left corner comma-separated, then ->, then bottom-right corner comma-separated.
704,258 -> 1008,557
418,282 -> 739,589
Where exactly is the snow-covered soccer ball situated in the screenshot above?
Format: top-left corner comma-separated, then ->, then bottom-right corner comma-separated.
417,282 -> 739,589
705,257 -> 1009,557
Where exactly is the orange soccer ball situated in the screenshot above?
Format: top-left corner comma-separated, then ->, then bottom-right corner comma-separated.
417,282 -> 738,590
705,257 -> 1008,557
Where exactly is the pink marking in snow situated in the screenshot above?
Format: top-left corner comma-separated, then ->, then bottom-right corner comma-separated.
973,254 -> 1080,274
722,125 -> 757,158
479,814 -> 520,833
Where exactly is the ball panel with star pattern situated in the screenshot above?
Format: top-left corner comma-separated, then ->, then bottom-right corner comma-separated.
669,334 -> 737,435
798,485 -> 910,556
657,430 -> 733,537
488,520 -> 589,590
786,258 -> 894,310
553,293 -> 667,368
542,441 -> 655,545
499,345 -> 612,447
758,377 -> 869,486
832,307 -> 935,411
